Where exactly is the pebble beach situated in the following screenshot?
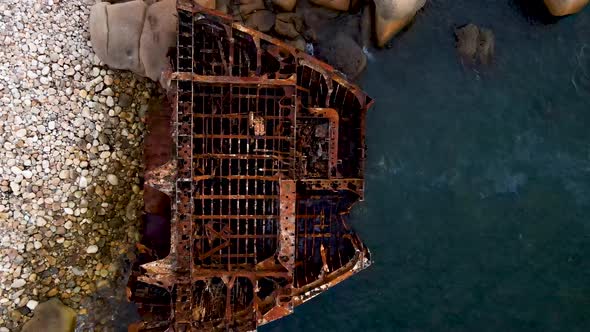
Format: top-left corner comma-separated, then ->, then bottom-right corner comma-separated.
0,0 -> 155,329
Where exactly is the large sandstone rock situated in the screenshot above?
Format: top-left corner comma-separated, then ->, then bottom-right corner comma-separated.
90,0 -> 179,84
89,0 -> 148,75
544,0 -> 589,16
373,0 -> 425,47
454,23 -> 495,65
140,0 -> 177,83
21,298 -> 77,332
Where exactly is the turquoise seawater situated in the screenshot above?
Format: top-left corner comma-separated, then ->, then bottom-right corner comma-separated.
266,1 -> 590,331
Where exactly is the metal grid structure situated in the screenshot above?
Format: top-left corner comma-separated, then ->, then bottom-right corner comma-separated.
130,2 -> 373,331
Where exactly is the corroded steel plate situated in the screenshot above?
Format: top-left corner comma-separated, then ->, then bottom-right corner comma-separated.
129,2 -> 373,331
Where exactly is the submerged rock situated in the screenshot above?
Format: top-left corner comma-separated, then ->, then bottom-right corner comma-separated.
454,23 -> 495,65
374,0 -> 426,47
315,33 -> 367,78
544,0 -> 589,16
21,298 -> 76,332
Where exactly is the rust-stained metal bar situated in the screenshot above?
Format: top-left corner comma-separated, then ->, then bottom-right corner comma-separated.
129,2 -> 373,331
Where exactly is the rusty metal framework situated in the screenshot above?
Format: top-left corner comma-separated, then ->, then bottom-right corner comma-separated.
130,2 -> 373,331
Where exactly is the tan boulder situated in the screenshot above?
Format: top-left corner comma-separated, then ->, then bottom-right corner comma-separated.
544,0 -> 589,16
89,0 -> 148,75
140,0 -> 178,83
273,0 -> 297,11
21,298 -> 77,332
309,0 -> 350,11
374,0 -> 425,47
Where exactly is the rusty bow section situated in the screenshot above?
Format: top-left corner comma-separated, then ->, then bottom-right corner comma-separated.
129,2 -> 373,331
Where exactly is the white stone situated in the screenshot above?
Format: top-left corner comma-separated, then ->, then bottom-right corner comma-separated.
22,170 -> 33,179
106,174 -> 118,185
11,279 -> 26,288
11,166 -> 22,175
15,128 -> 27,137
101,87 -> 114,96
26,299 -> 39,310
64,207 -> 74,215
36,217 -> 47,227
86,245 -> 99,254
79,176 -> 88,188
59,169 -> 69,179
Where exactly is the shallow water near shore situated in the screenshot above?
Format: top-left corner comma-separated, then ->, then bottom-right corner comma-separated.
265,1 -> 590,331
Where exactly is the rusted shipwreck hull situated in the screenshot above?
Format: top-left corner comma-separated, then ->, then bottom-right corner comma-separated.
131,1 -> 373,331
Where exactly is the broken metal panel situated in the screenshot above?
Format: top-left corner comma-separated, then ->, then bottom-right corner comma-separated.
131,1 -> 373,331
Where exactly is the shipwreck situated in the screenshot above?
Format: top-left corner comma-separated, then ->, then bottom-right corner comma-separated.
129,1 -> 374,331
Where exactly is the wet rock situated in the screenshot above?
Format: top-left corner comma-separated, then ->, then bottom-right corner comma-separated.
272,0 -> 297,12
21,298 -> 76,332
374,0 -> 425,47
310,0 -> 350,11
454,23 -> 495,65
118,93 -> 132,107
477,28 -> 495,65
245,10 -> 276,33
287,36 -> 307,51
275,13 -> 304,39
140,0 -> 178,83
544,0 -> 589,16
89,1 -> 148,75
315,33 -> 366,78
239,0 -> 265,16
455,23 -> 478,60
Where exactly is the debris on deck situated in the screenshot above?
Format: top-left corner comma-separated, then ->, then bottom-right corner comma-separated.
129,2 -> 373,331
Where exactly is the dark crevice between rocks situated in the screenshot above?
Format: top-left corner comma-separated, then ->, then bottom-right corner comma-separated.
509,0 -> 563,25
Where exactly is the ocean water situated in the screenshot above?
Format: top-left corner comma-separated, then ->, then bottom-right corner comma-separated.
265,1 -> 590,331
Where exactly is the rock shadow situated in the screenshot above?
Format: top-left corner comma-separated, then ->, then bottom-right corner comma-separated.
509,0 -> 562,25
